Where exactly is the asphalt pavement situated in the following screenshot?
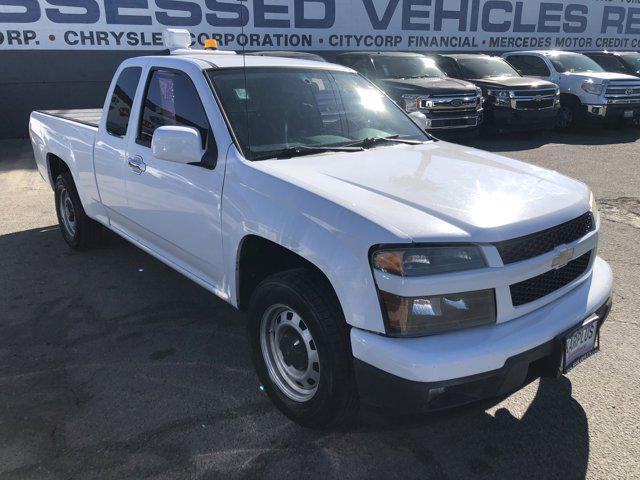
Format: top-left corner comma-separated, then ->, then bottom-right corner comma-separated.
1,129 -> 639,480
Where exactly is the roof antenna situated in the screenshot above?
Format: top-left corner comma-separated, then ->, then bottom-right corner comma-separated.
240,3 -> 252,160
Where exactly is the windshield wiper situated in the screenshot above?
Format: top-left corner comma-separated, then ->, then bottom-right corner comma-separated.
252,145 -> 363,161
343,135 -> 424,149
403,75 -> 436,79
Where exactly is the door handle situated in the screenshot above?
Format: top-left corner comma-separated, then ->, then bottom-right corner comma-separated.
127,156 -> 146,174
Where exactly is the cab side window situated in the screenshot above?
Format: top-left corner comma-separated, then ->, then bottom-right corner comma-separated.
506,55 -> 551,77
106,67 -> 142,137
138,69 -> 210,148
590,55 -> 628,73
353,58 -> 376,78
436,57 -> 461,78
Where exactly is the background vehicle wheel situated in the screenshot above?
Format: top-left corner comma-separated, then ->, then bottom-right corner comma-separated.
556,103 -> 576,131
54,172 -> 101,250
248,269 -> 359,428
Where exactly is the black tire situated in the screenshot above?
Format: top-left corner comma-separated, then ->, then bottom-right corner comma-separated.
54,172 -> 101,250
556,102 -> 579,131
247,269 -> 359,429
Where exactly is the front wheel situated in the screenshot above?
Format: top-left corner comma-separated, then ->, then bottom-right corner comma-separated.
247,269 -> 359,428
556,103 -> 577,131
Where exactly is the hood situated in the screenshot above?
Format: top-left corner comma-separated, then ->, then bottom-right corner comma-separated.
377,77 -> 478,95
255,142 -> 590,243
563,71 -> 640,82
470,76 -> 556,89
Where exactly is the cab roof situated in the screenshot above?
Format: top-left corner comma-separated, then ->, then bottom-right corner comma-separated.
582,50 -> 639,56
141,51 -> 351,72
509,50 -> 581,56
338,51 -> 425,56
436,53 -> 501,59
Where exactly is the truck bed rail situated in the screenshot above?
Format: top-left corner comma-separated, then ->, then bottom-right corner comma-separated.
37,109 -> 103,128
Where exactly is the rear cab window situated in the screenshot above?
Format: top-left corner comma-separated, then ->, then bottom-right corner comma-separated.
137,68 -> 210,148
106,67 -> 142,137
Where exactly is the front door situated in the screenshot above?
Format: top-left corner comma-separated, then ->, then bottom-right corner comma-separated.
122,67 -> 226,291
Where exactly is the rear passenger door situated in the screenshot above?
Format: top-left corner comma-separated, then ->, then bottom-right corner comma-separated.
122,66 -> 227,291
94,65 -> 143,226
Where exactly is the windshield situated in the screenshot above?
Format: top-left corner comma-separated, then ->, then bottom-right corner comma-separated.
620,53 -> 640,72
456,57 -> 520,78
547,53 -> 604,73
372,56 -> 445,79
207,68 -> 429,160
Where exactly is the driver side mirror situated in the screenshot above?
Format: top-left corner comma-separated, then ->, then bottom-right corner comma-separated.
152,126 -> 204,165
409,111 -> 428,130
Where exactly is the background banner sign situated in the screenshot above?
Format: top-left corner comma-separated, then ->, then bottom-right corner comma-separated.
1,0 -> 639,51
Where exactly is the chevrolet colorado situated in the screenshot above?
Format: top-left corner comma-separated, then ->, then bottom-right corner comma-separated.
503,50 -> 640,129
335,52 -> 483,136
29,32 -> 612,428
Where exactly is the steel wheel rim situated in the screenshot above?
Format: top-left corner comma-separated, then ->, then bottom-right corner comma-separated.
260,304 -> 320,402
59,187 -> 77,237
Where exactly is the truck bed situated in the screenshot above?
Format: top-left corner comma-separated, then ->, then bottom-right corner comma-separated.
37,108 -> 103,128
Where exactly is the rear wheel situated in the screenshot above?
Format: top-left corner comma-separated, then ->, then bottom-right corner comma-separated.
54,172 -> 101,250
248,269 -> 359,428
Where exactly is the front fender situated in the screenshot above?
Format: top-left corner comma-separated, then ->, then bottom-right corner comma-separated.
221,151 -> 407,333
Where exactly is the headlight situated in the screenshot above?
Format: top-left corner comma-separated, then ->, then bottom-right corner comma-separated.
487,89 -> 511,106
372,245 -> 486,277
379,289 -> 496,337
402,94 -> 424,113
581,80 -> 604,95
590,192 -> 599,224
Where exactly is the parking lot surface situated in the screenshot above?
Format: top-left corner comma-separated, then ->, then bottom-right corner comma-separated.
1,130 -> 639,480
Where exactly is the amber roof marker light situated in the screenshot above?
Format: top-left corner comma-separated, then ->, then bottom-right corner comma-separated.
204,39 -> 219,51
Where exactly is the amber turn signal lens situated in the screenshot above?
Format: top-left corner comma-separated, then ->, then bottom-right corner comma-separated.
373,250 -> 404,276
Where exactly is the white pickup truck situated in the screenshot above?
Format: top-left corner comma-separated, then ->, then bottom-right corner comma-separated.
503,50 -> 640,129
29,35 -> 612,428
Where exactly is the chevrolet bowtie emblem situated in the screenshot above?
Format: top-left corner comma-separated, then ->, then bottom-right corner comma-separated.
552,247 -> 574,269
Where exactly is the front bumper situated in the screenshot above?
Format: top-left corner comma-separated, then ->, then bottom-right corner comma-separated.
424,110 -> 483,132
484,105 -> 559,131
584,103 -> 640,123
351,256 -> 613,413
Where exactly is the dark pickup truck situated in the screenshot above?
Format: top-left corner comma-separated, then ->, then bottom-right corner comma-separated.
429,54 -> 560,133
335,52 -> 483,136
582,51 -> 640,78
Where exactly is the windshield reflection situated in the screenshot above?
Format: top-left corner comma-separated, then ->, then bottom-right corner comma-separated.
207,67 -> 430,161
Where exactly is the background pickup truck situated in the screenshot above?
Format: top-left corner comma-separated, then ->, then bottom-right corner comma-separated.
335,51 -> 483,136
503,50 -> 640,129
29,36 -> 612,428
431,53 -> 560,133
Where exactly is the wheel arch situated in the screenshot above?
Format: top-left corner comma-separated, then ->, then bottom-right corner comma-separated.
235,235 -> 340,313
47,153 -> 71,186
559,92 -> 582,108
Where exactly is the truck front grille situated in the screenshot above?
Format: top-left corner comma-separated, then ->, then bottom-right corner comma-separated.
510,252 -> 592,306
512,88 -> 557,110
419,92 -> 480,113
494,212 -> 595,265
605,80 -> 640,102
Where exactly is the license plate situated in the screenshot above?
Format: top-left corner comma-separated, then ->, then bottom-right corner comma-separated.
624,110 -> 634,118
562,315 -> 600,373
